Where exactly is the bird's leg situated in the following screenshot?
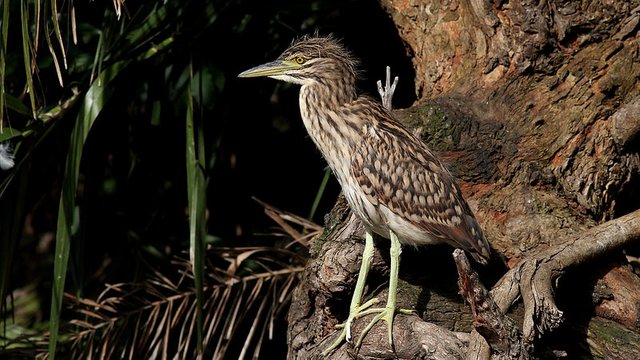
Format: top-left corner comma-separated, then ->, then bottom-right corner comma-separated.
323,231 -> 379,356
344,231 -> 377,341
355,230 -> 402,348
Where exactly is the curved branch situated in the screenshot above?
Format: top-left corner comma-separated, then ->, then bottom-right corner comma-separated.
610,95 -> 640,148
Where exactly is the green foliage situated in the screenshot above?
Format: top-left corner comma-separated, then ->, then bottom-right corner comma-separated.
0,0 -> 411,357
49,59 -> 130,358
19,0 -> 36,119
1,0 -> 234,357
0,0 -> 10,127
185,63 -> 207,354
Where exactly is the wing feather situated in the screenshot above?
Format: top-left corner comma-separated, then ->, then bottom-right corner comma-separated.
351,109 -> 490,263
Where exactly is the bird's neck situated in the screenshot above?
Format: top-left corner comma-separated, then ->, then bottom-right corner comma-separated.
298,81 -> 361,174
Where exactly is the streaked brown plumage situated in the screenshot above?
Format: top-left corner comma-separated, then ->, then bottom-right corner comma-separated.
239,35 -> 490,354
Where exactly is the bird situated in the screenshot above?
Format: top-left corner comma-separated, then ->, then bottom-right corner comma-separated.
239,35 -> 490,355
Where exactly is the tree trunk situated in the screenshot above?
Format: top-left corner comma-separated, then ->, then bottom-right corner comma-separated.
287,1 -> 640,358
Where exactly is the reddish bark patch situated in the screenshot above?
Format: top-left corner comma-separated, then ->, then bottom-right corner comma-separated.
595,265 -> 640,330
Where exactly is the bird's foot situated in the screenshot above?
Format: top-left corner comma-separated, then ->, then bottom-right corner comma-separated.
355,305 -> 414,348
355,304 -> 394,348
323,300 -> 415,356
322,297 -> 380,356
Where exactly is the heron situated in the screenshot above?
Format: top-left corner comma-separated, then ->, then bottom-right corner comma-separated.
239,35 -> 490,355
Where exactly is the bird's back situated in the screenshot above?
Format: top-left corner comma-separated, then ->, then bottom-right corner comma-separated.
321,97 -> 490,264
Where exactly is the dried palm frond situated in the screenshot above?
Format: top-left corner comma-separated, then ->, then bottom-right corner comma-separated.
253,197 -> 323,248
64,246 -> 305,359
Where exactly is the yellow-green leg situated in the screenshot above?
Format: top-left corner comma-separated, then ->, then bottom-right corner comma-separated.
355,229 -> 402,347
322,231 -> 379,356
323,230 -> 407,356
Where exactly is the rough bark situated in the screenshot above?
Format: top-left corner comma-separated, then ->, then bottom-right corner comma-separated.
287,199 -> 473,359
382,0 -> 640,222
287,0 -> 640,359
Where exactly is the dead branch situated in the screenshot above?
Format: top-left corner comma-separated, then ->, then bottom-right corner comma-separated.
454,250 -> 528,360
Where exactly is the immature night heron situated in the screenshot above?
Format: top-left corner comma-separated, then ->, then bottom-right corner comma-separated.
239,35 -> 490,354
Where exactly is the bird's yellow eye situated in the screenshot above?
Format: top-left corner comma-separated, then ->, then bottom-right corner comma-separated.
294,56 -> 306,64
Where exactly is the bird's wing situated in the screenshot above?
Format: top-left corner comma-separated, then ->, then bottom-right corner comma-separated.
351,117 -> 490,263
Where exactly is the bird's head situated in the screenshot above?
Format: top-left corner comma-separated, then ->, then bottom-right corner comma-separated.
238,35 -> 358,86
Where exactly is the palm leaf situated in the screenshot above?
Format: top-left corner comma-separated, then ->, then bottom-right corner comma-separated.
20,0 -> 36,119
49,58 -> 130,359
185,61 -> 207,356
65,247 -> 305,359
0,0 -> 9,129
47,6 -> 178,353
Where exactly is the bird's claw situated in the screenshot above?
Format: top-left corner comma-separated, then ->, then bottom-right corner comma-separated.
323,302 -> 414,357
350,306 -> 414,348
322,297 -> 381,356
355,305 -> 395,348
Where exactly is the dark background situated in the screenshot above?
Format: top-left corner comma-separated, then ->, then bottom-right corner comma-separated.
1,0 -> 415,357
217,0 -> 416,242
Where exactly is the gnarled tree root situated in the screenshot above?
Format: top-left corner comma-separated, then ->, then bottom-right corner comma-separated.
287,207 -> 640,359
467,209 -> 640,359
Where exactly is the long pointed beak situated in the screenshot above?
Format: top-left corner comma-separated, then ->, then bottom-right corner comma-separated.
238,60 -> 301,78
